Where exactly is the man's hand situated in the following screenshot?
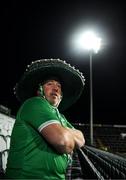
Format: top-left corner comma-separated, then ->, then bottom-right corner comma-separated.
66,127 -> 85,149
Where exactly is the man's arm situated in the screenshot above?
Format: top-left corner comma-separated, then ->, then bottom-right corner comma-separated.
40,123 -> 75,154
66,127 -> 85,149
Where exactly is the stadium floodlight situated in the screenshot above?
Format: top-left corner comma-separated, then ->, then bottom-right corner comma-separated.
77,31 -> 101,53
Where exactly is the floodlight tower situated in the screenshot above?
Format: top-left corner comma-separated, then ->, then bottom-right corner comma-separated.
77,31 -> 101,145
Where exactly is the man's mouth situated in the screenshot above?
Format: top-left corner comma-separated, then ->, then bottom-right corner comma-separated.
51,93 -> 58,97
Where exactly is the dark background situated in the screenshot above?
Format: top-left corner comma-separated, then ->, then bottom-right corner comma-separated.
1,1 -> 126,125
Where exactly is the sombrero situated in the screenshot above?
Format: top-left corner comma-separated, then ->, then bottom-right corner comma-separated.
14,59 -> 85,111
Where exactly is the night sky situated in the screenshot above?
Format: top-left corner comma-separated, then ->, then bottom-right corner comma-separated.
1,1 -> 126,125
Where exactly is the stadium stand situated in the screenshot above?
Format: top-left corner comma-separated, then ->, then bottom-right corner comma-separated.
0,109 -> 15,179
73,123 -> 126,154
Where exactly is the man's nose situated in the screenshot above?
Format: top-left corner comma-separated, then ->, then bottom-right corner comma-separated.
52,85 -> 59,92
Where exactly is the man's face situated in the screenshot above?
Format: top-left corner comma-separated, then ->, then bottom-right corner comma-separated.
43,80 -> 62,107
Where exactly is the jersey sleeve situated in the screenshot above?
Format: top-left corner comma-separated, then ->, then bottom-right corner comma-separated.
19,97 -> 60,132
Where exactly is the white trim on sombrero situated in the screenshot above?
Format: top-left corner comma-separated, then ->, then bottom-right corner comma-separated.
38,120 -> 60,132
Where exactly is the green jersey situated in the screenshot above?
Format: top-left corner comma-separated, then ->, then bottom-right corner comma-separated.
5,97 -> 74,179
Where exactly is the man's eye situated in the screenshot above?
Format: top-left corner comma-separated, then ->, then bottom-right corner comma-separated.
47,82 -> 53,85
57,84 -> 61,88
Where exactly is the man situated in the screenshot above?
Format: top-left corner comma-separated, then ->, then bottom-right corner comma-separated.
5,59 -> 85,179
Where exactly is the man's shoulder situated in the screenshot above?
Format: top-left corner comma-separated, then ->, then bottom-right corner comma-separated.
17,97 -> 50,117
18,97 -> 48,111
24,96 -> 47,105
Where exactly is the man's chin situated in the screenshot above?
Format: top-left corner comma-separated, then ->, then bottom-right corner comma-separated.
46,96 -> 60,107
49,100 -> 59,107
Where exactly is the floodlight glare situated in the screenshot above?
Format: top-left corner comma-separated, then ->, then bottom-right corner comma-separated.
77,31 -> 101,53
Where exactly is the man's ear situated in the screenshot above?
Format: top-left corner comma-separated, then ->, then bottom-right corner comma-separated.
60,93 -> 63,100
37,84 -> 44,97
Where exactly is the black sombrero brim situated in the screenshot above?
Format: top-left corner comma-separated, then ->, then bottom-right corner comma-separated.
15,59 -> 85,111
